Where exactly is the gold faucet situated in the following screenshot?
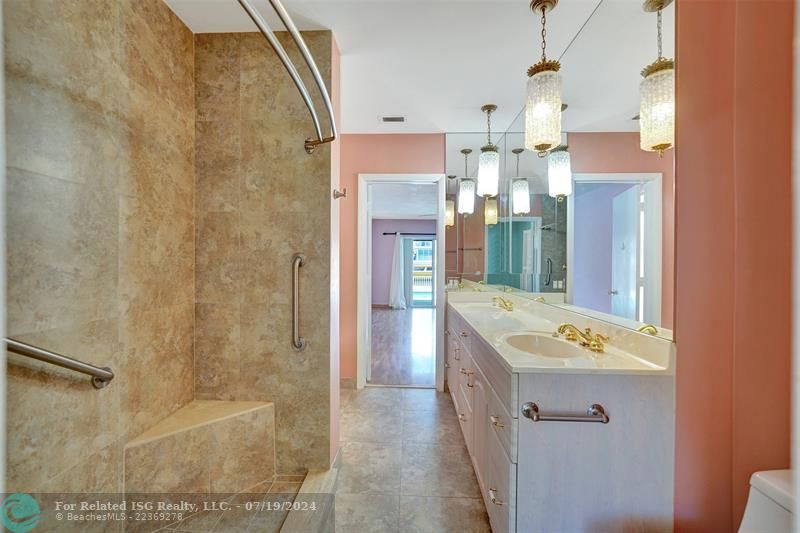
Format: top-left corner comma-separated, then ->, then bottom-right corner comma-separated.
492,296 -> 514,312
637,324 -> 658,335
555,323 -> 609,353
533,296 -> 545,303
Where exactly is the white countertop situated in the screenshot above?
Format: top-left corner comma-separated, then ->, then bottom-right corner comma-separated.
448,296 -> 673,375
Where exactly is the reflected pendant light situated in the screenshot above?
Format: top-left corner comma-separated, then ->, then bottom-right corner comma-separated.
477,104 -> 500,197
639,0 -> 674,155
445,200 -> 455,227
511,148 -> 531,215
457,148 -> 475,215
525,0 -> 562,154
548,146 -> 572,201
484,198 -> 498,226
458,180 -> 476,215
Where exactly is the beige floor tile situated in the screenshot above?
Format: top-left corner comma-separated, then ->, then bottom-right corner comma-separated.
337,441 -> 402,494
342,387 -> 402,413
402,408 -> 463,446
400,443 -> 481,498
334,493 -> 399,533
401,388 -> 454,413
340,406 -> 402,444
398,496 -> 490,533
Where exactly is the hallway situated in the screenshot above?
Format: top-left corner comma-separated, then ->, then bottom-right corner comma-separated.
370,308 -> 436,387
337,387 -> 490,532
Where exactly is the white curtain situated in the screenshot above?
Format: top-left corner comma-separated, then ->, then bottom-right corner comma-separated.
389,236 -> 407,309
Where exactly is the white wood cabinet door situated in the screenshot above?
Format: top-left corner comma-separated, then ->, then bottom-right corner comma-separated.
515,373 -> 674,533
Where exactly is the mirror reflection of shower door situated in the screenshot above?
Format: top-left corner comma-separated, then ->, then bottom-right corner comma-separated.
405,238 -> 435,307
611,187 -> 639,319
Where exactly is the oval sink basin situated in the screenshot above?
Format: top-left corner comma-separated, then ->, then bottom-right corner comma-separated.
505,333 -> 588,359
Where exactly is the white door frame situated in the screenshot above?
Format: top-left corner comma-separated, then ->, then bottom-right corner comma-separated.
567,173 -> 662,323
357,173 -> 447,391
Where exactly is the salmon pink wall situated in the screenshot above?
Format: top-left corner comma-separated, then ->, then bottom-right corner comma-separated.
569,132 -> 674,329
339,134 -> 445,380
674,0 -> 792,530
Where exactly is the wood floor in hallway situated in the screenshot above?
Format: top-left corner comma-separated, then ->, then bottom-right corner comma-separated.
370,307 -> 436,387
337,387 -> 490,532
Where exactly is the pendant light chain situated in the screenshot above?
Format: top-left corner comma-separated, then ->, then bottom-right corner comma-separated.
515,151 -> 521,176
540,8 -> 548,61
464,151 -> 468,177
656,7 -> 663,59
486,111 -> 490,145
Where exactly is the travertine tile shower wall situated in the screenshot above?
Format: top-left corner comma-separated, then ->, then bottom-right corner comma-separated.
5,0 -> 195,492
193,31 -> 336,474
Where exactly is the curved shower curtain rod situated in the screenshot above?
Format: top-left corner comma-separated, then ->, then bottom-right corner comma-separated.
237,0 -> 338,154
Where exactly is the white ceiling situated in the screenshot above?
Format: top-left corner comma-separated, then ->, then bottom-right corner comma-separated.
369,182 -> 438,219
164,0 -> 673,134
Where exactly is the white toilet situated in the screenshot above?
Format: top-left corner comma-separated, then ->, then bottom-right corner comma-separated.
739,470 -> 794,532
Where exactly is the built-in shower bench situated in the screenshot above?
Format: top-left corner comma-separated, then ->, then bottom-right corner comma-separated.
123,400 -> 276,496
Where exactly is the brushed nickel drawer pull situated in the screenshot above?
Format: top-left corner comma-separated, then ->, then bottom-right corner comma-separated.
490,415 -> 505,429
458,413 -> 466,421
488,487 -> 505,506
521,402 -> 609,424
460,331 -> 469,337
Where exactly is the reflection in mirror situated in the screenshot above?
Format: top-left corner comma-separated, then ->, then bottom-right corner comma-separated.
445,0 -> 675,338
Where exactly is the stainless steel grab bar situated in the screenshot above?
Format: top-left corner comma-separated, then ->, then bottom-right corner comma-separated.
292,254 -> 307,351
5,338 -> 114,389
237,0 -> 338,154
521,402 -> 609,424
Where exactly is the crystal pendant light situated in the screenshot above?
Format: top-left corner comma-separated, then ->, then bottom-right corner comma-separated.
457,149 -> 475,215
445,200 -> 455,227
639,0 -> 674,155
477,105 -> 499,197
525,0 -> 562,154
484,198 -> 498,226
548,146 -> 572,201
511,148 -> 531,215
458,180 -> 475,215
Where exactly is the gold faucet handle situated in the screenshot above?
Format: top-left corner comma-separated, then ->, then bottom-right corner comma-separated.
594,332 -> 609,342
588,340 -> 605,353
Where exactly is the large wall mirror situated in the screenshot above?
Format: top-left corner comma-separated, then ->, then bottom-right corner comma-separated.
445,0 -> 675,338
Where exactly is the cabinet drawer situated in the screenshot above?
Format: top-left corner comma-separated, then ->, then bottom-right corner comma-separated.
484,428 -> 516,533
470,334 -> 516,416
485,369 -> 517,463
455,391 -> 473,455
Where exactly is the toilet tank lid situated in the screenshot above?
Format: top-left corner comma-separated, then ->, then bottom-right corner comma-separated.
750,470 -> 794,512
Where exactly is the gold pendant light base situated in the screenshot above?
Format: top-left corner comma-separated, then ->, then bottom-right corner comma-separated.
530,0 -> 558,14
641,57 -> 674,78
512,148 -> 525,155
481,144 -> 498,153
643,0 -> 673,12
460,148 -> 473,155
480,104 -> 497,114
528,59 -> 561,77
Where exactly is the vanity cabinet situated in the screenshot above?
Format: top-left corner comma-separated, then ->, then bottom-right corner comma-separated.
445,304 -> 674,533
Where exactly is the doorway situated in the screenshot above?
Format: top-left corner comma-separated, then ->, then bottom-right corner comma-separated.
407,238 -> 435,307
356,174 -> 446,390
567,173 -> 662,324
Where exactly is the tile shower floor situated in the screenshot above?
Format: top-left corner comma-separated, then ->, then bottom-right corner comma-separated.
337,387 -> 491,532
